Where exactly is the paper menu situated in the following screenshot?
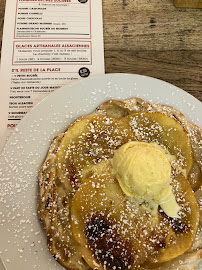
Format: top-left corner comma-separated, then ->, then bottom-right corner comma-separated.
0,0 -> 105,151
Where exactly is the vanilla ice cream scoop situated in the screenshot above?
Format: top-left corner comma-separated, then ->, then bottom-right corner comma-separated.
112,141 -> 181,218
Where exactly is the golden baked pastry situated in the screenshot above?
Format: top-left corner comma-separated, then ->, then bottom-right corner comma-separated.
38,98 -> 202,270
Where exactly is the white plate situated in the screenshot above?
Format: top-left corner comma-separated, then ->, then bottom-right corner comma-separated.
0,73 -> 201,270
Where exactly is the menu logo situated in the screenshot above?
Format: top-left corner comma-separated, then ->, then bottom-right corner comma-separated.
79,67 -> 90,78
78,0 -> 88,3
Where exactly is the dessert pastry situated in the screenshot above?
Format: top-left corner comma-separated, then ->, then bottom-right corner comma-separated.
38,98 -> 202,270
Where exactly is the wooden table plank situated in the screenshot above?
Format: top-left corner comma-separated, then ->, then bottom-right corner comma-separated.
174,0 -> 202,8
104,50 -> 202,101
102,0 -> 202,101
0,0 -> 202,101
102,0 -> 202,50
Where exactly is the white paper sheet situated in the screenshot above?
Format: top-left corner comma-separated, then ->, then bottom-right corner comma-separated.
0,0 -> 105,151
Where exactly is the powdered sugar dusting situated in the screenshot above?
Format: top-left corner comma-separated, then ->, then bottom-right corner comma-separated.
0,74 -> 201,269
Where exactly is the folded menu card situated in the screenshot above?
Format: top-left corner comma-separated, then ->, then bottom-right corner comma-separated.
0,0 -> 105,151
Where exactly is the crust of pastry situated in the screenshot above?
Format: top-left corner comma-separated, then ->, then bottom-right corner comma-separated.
38,98 -> 202,270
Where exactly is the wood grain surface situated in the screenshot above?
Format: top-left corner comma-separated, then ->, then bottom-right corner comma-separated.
0,0 -> 202,101
174,0 -> 202,8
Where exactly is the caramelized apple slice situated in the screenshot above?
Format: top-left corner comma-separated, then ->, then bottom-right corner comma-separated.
123,112 -> 193,175
71,169 -> 199,270
71,172 -> 154,270
156,170 -> 199,263
56,114 -> 136,192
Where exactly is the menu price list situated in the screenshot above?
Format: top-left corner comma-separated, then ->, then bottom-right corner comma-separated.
8,0 -> 92,127
0,0 -> 104,151
13,41 -> 92,64
9,67 -> 79,122
16,0 -> 90,39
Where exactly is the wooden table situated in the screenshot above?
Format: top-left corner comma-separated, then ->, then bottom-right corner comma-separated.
0,0 -> 202,102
